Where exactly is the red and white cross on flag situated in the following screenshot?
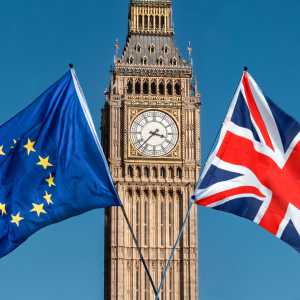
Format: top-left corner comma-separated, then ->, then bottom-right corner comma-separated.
193,69 -> 300,252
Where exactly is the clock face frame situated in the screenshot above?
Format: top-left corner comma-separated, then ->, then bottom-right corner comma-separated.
130,110 -> 179,157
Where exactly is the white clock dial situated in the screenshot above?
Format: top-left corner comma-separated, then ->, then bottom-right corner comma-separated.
130,110 -> 179,157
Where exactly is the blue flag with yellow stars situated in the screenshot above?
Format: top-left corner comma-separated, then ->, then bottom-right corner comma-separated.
0,68 -> 121,258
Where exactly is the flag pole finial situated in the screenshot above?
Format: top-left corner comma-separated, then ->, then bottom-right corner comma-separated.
69,63 -> 74,69
243,66 -> 248,72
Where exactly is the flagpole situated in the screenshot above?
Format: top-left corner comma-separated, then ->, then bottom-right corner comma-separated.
120,205 -> 158,296
155,200 -> 194,300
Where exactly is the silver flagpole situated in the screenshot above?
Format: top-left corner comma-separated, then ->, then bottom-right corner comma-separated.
155,199 -> 194,300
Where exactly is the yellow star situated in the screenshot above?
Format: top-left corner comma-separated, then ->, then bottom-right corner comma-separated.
11,212 -> 24,227
0,145 -> 5,156
37,156 -> 53,170
30,203 -> 47,217
43,191 -> 53,205
0,203 -> 6,216
24,138 -> 36,156
46,174 -> 56,187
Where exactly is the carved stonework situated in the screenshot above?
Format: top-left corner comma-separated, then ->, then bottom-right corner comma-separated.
102,1 -> 200,299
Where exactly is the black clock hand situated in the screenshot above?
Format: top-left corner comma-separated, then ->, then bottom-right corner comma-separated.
150,129 -> 166,139
138,130 -> 158,150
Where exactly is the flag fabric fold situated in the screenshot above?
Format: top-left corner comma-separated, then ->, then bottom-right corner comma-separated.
0,69 -> 121,258
194,70 -> 300,253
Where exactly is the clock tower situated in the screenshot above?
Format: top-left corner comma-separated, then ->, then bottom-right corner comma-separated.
102,0 -> 200,299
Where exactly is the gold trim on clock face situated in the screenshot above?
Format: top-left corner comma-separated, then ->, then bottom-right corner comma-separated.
130,110 -> 179,157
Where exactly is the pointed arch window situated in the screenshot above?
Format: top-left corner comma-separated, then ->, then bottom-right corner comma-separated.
149,44 -> 155,54
159,81 -> 165,95
161,16 -> 165,29
167,81 -> 173,96
135,80 -> 141,95
136,44 -> 141,53
128,56 -> 134,64
177,167 -> 183,179
151,81 -> 157,95
128,166 -> 134,178
144,15 -> 148,29
136,166 -> 142,178
127,79 -> 133,94
157,57 -> 163,66
175,81 -> 181,95
144,166 -> 150,178
161,167 -> 166,178
169,167 -> 174,179
141,56 -> 148,65
138,15 -> 143,29
150,15 -> 154,29
152,167 -> 158,178
143,80 -> 149,95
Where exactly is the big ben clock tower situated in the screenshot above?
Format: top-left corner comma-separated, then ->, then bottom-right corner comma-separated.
102,0 -> 200,299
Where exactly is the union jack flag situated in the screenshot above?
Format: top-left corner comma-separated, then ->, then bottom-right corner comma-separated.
194,70 -> 300,252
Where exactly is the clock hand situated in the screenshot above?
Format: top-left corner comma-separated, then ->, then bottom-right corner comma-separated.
138,130 -> 158,150
150,129 -> 166,139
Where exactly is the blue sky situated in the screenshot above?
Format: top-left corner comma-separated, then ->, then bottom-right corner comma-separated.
1,0 -> 300,299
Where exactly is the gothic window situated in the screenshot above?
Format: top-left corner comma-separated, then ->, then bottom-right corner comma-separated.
136,44 -> 141,53
149,44 -> 155,53
144,166 -> 150,177
151,81 -> 157,95
169,167 -> 174,179
175,81 -> 181,95
163,45 -> 168,54
128,56 -> 134,64
144,15 -> 148,29
177,167 -> 182,178
128,166 -> 134,178
155,15 -> 160,29
161,202 -> 165,245
138,15 -> 143,29
157,57 -> 163,65
173,57 -> 177,65
150,15 -> 154,29
136,166 -> 142,178
159,81 -> 165,95
167,81 -> 173,96
141,56 -> 148,65
152,167 -> 158,178
161,16 -> 165,29
135,80 -> 141,94
161,167 -> 166,178
143,80 -> 149,94
127,79 -> 133,94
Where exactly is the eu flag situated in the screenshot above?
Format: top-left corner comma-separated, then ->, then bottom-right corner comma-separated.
0,69 -> 121,258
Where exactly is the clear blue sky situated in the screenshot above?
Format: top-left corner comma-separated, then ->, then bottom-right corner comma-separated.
1,0 -> 300,299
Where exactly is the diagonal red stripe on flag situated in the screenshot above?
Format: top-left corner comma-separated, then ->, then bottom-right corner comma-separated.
242,73 -> 274,150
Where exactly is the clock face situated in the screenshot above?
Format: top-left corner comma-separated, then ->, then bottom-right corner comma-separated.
130,110 -> 179,157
